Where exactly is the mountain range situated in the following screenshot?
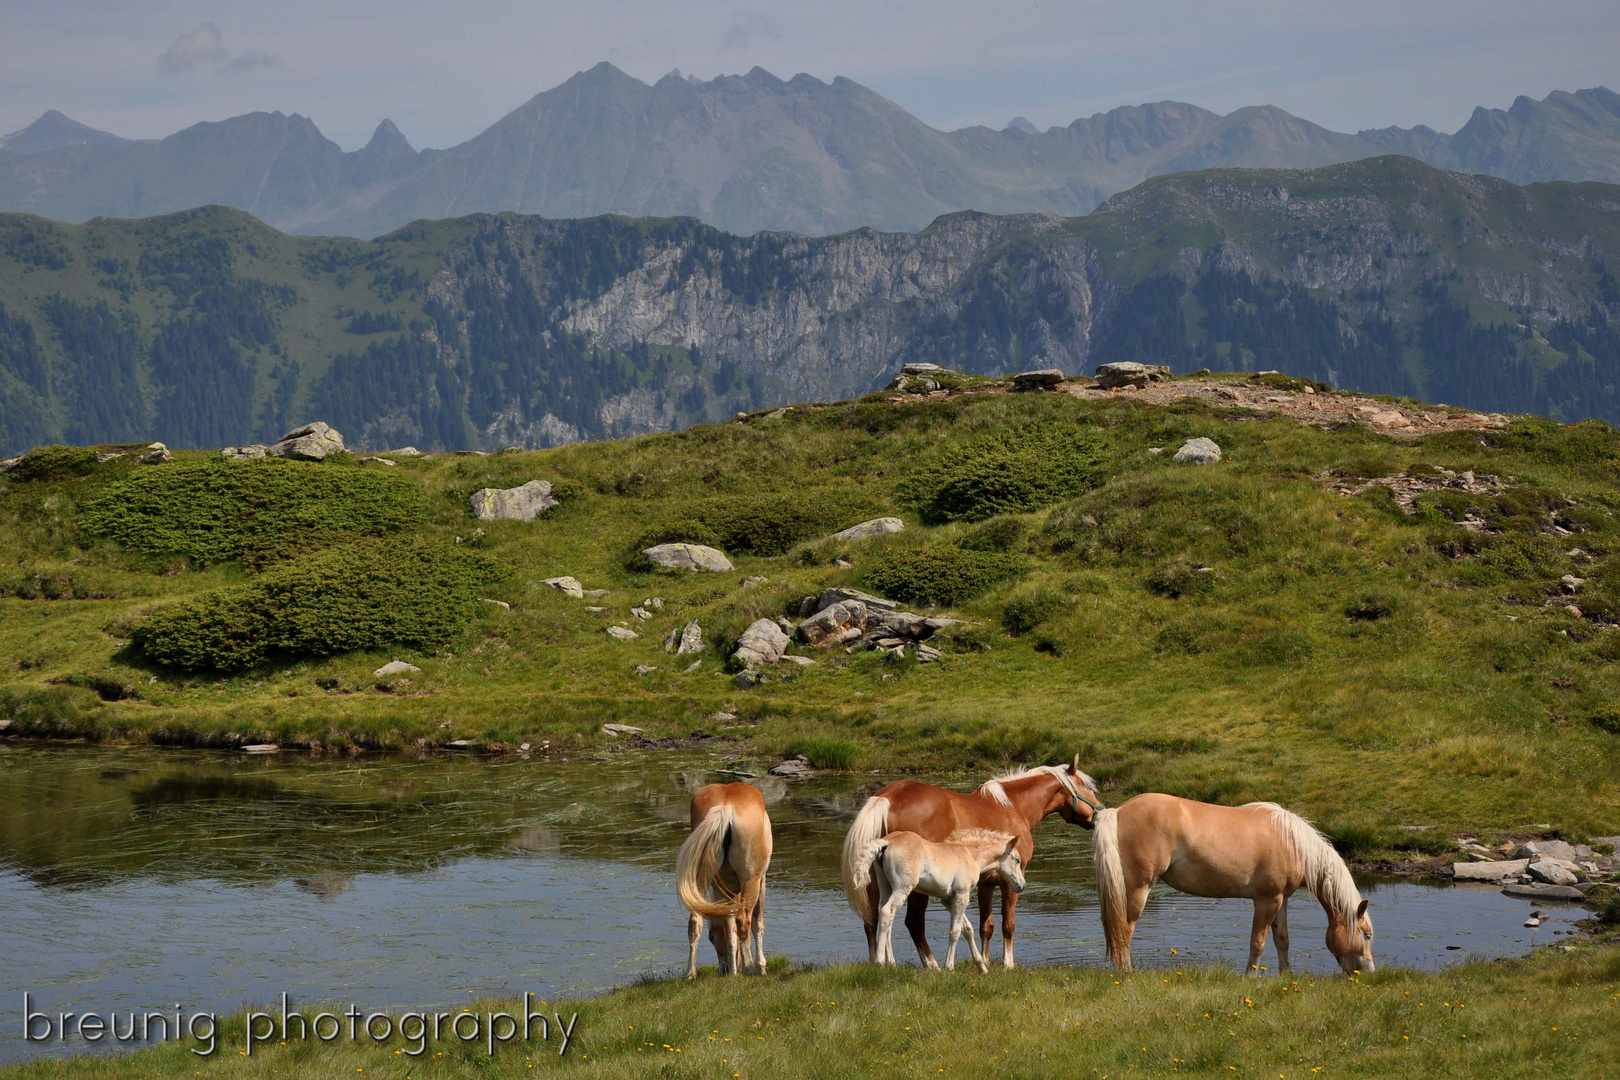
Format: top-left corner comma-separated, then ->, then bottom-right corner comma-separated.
2,154 -> 1618,457
2,65 -> 1619,238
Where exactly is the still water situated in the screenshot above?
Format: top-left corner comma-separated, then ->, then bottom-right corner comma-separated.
0,743 -> 1587,1062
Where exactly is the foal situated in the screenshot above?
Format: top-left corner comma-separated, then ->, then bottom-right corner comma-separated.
851,829 -> 1025,974
676,782 -> 773,978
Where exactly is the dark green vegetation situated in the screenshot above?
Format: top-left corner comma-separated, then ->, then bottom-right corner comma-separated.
5,947 -> 1617,1079
4,384 -> 1620,843
4,156 -> 1620,456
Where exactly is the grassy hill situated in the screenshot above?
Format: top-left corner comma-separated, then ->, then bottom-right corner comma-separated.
4,376 -> 1620,847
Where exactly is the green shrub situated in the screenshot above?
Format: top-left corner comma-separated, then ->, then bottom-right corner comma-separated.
958,516 -> 1027,552
1146,559 -> 1215,599
83,459 -> 431,565
1589,704 -> 1620,735
692,492 -> 873,556
785,735 -> 858,770
132,538 -> 502,672
900,421 -> 1108,522
4,445 -> 102,483
864,545 -> 1026,606
1000,587 -> 1064,636
1345,590 -> 1399,620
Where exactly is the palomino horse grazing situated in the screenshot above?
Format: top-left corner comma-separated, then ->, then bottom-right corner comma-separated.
841,756 -> 1101,968
1093,794 -> 1375,975
675,782 -> 773,978
851,829 -> 1026,973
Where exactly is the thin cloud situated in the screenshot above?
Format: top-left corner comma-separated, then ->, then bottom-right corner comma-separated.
722,11 -> 781,51
157,23 -> 282,77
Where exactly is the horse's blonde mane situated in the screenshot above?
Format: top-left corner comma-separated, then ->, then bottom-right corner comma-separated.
976,764 -> 1097,807
943,827 -> 1015,846
1249,802 -> 1362,924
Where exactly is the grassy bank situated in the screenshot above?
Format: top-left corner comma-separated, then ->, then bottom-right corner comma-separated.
5,945 -> 1618,1079
4,380 -> 1620,847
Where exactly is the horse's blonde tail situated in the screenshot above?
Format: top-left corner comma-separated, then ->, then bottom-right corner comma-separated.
677,805 -> 744,918
841,796 -> 890,924
1092,807 -> 1130,969
850,838 -> 889,891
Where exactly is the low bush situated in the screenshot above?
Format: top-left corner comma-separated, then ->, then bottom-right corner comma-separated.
957,516 -> 1027,552
1589,704 -> 1620,735
1146,559 -> 1215,599
785,735 -> 859,770
4,445 -> 103,483
864,545 -> 1026,606
1000,587 -> 1064,636
132,538 -> 502,672
1345,590 -> 1399,620
693,492 -> 873,556
901,421 -> 1108,522
82,459 -> 431,566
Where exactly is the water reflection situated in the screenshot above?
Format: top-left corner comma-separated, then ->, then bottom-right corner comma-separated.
0,744 -> 1589,1064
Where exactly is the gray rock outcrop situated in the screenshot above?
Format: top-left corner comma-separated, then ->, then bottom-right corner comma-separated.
374,660 -> 421,677
1012,368 -> 1066,392
1095,362 -> 1170,389
543,576 -> 584,598
220,445 -> 269,460
269,422 -> 345,461
642,543 -> 734,572
470,480 -> 557,521
832,517 -> 905,542
733,618 -> 791,667
1527,859 -> 1580,886
1173,437 -> 1223,464
606,626 -> 639,641
1452,858 -> 1529,881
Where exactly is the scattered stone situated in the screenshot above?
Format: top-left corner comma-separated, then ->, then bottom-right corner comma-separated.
1173,437 -> 1223,464
585,606 -> 605,612
1094,362 -> 1170,389
543,576 -> 584,598
1452,858 -> 1529,882
269,422 -> 345,461
480,598 -> 511,610
917,644 -> 942,663
601,724 -> 644,736
445,739 -> 474,749
359,456 -> 397,466
634,665 -> 658,676
1147,447 -> 1163,455
470,480 -> 557,521
832,517 -> 906,542
647,597 -> 664,610
1514,840 -> 1579,862
675,620 -> 703,655
711,712 -> 737,722
606,626 -> 639,642
733,670 -> 761,689
1527,859 -> 1580,886
241,744 -> 280,754
770,755 -> 815,777
1012,368 -> 1066,392
631,607 -> 653,620
373,660 -> 421,677
800,600 -> 870,647
1501,883 -> 1585,901
1561,574 -> 1585,593
1523,916 -> 1542,928
220,443 -> 267,459
0,456 -> 23,472
642,543 -> 734,572
817,587 -> 898,613
0,719 -> 13,732
389,447 -> 422,457
833,558 -> 854,568
519,743 -> 531,752
779,655 -> 816,666
734,619 -> 791,667
742,575 -> 770,587
685,660 -> 703,673
137,442 -> 172,464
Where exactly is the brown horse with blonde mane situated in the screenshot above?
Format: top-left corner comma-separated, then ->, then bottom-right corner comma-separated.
840,756 -> 1101,968
676,782 -> 773,978
1094,794 -> 1374,975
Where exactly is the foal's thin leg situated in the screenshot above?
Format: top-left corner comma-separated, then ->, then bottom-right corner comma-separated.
727,914 -> 742,976
943,896 -> 964,972
752,878 -> 767,974
877,889 -> 908,967
961,904 -> 990,975
1247,895 -> 1283,975
904,892 -> 939,970
686,912 -> 703,980
1271,896 -> 1290,973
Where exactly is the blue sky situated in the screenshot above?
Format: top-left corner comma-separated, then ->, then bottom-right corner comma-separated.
3,0 -> 1617,151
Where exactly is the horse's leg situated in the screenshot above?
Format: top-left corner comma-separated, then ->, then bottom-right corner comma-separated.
686,912 -> 702,980
1247,895 -> 1283,975
1113,882 -> 1152,972
751,877 -> 767,974
976,880 -> 995,961
960,898 -> 990,974
904,892 -> 939,970
1271,895 -> 1291,973
864,880 -> 881,962
943,894 -> 963,972
727,913 -> 743,976
1000,883 -> 1017,970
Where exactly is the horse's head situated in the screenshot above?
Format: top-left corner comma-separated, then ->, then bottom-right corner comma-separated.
1057,755 -> 1104,830
993,835 -> 1026,893
1327,898 -> 1375,975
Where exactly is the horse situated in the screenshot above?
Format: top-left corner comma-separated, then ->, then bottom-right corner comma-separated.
840,755 -> 1102,969
1093,794 -> 1374,975
850,829 -> 1027,974
675,782 -> 773,978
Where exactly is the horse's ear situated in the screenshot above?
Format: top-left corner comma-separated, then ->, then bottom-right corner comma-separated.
1003,836 -> 1019,856
1071,753 -> 1080,774
1356,899 -> 1369,918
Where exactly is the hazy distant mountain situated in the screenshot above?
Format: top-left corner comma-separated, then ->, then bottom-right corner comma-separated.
0,110 -> 142,156
1,67 -> 1618,238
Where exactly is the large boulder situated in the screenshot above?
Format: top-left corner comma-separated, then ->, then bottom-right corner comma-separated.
1173,437 -> 1223,464
642,543 -> 734,572
832,517 -> 905,542
1012,368 -> 1066,392
1527,859 -> 1580,886
1452,858 -> 1529,881
470,480 -> 557,521
676,620 -> 703,655
734,618 -> 791,667
1094,362 -> 1170,389
269,422 -> 345,461
799,600 -> 869,647
542,575 -> 584,598
1514,839 -> 1579,862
